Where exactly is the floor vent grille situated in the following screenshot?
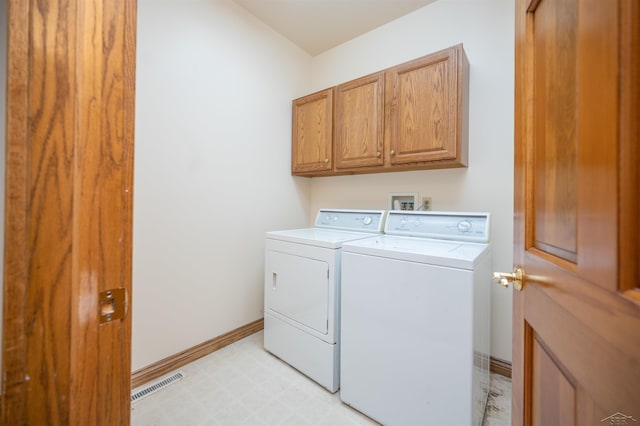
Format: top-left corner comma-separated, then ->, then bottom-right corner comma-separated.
131,371 -> 185,403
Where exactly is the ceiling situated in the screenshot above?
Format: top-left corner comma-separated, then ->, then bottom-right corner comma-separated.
232,0 -> 437,56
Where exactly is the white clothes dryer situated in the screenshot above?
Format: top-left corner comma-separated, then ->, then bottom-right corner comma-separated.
264,209 -> 386,392
340,211 -> 492,425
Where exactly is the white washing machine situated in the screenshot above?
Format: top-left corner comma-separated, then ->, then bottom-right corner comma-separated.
340,211 -> 492,426
264,209 -> 386,392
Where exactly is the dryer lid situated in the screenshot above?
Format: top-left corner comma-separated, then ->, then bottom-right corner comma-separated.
265,228 -> 380,249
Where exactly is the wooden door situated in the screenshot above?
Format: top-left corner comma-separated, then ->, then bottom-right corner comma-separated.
2,0 -> 136,424
291,88 -> 333,175
387,44 -> 468,166
512,0 -> 640,424
334,72 -> 385,170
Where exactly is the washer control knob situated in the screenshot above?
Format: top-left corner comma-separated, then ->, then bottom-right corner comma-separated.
457,220 -> 472,232
363,216 -> 373,225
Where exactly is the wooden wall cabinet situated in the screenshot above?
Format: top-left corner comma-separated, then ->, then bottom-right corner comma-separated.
334,72 -> 385,170
292,44 -> 469,177
291,88 -> 334,174
387,46 -> 468,166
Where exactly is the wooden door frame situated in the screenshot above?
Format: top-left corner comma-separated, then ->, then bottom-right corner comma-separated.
2,0 -> 137,424
618,0 -> 640,299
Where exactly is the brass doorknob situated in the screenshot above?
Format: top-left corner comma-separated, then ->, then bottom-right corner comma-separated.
493,266 -> 525,291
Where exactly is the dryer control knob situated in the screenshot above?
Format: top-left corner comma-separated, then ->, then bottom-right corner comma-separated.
363,216 -> 372,225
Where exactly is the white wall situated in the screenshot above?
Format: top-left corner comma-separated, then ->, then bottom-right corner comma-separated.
0,0 -> 7,370
308,0 -> 515,362
133,0 -> 312,370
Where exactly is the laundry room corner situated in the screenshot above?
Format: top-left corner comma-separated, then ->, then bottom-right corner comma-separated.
308,0 -> 515,363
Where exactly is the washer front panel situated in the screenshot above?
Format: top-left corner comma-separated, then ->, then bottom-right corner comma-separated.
340,251 -> 476,425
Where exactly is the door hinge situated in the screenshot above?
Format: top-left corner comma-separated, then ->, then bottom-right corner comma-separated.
100,288 -> 128,324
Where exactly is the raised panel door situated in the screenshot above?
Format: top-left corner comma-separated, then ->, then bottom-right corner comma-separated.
387,45 -> 468,166
512,0 -> 640,424
292,88 -> 333,174
335,72 -> 385,169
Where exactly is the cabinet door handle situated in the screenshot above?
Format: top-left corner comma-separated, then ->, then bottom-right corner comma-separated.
376,151 -> 381,157
390,150 -> 396,156
324,158 -> 329,163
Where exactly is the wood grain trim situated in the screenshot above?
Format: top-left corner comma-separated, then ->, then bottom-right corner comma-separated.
490,356 -> 513,379
1,0 -> 30,421
526,0 -> 542,13
619,0 -> 640,295
2,1 -> 137,423
131,319 -> 264,389
72,1 -> 138,423
512,0 -> 530,423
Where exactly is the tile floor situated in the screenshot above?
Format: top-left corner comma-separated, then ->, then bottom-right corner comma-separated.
131,331 -> 511,425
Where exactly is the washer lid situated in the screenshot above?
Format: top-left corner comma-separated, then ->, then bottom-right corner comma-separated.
342,235 -> 490,269
266,228 -> 381,249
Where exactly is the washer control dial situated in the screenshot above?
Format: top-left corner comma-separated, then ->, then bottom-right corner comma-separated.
363,216 -> 372,225
457,220 -> 472,232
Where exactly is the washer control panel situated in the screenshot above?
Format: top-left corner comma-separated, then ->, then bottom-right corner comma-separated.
315,209 -> 386,233
385,211 -> 491,242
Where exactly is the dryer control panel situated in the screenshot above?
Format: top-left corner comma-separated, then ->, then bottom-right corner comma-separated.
315,209 -> 386,233
384,211 -> 490,243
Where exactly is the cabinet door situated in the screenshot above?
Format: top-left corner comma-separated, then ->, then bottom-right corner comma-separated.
335,72 -> 385,169
388,45 -> 467,165
292,89 -> 333,174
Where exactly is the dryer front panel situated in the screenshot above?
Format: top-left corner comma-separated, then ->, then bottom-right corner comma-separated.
265,250 -> 329,335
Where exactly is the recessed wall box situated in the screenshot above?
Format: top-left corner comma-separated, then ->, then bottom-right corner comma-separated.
389,192 -> 419,211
